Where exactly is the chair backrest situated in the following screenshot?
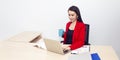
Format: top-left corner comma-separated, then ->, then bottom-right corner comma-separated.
84,24 -> 90,45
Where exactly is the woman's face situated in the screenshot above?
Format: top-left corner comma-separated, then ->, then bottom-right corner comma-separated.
68,10 -> 78,22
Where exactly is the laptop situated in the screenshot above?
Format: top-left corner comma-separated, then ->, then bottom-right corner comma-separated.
44,38 -> 70,55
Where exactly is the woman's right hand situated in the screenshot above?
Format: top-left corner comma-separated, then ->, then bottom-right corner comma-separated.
62,45 -> 71,51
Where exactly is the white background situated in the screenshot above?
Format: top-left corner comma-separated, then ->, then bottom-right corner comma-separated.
0,0 -> 120,58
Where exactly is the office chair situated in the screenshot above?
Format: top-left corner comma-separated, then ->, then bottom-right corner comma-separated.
84,24 -> 90,45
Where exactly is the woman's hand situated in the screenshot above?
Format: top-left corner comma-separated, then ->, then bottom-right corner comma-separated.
62,45 -> 71,51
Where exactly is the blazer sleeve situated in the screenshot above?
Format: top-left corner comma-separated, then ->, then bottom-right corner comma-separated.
69,23 -> 86,50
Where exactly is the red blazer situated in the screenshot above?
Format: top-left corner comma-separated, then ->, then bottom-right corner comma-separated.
63,21 -> 86,50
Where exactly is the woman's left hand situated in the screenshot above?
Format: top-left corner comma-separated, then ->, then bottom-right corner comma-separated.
62,46 -> 71,51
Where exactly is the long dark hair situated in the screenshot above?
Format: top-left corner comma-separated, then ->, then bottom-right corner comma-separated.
68,6 -> 83,23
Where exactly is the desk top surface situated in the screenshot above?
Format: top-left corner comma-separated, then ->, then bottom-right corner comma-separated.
0,41 -> 119,60
0,41 -> 70,60
5,31 -> 41,43
0,31 -> 119,60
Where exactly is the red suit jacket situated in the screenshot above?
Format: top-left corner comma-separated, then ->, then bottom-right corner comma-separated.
63,21 -> 86,50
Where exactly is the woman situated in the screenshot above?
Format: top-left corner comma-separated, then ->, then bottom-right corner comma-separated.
62,6 -> 86,51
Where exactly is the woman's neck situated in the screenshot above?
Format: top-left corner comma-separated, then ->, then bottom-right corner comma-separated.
69,20 -> 77,30
71,20 -> 77,24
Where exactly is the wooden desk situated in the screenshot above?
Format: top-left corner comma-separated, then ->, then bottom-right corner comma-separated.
5,31 -> 41,43
90,45 -> 119,60
0,41 -> 119,60
0,41 -> 70,60
0,32 -> 119,60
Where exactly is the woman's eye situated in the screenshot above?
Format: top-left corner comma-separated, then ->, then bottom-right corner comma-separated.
68,14 -> 70,16
71,15 -> 74,16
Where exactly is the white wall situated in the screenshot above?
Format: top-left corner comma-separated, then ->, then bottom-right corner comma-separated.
0,0 -> 120,58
